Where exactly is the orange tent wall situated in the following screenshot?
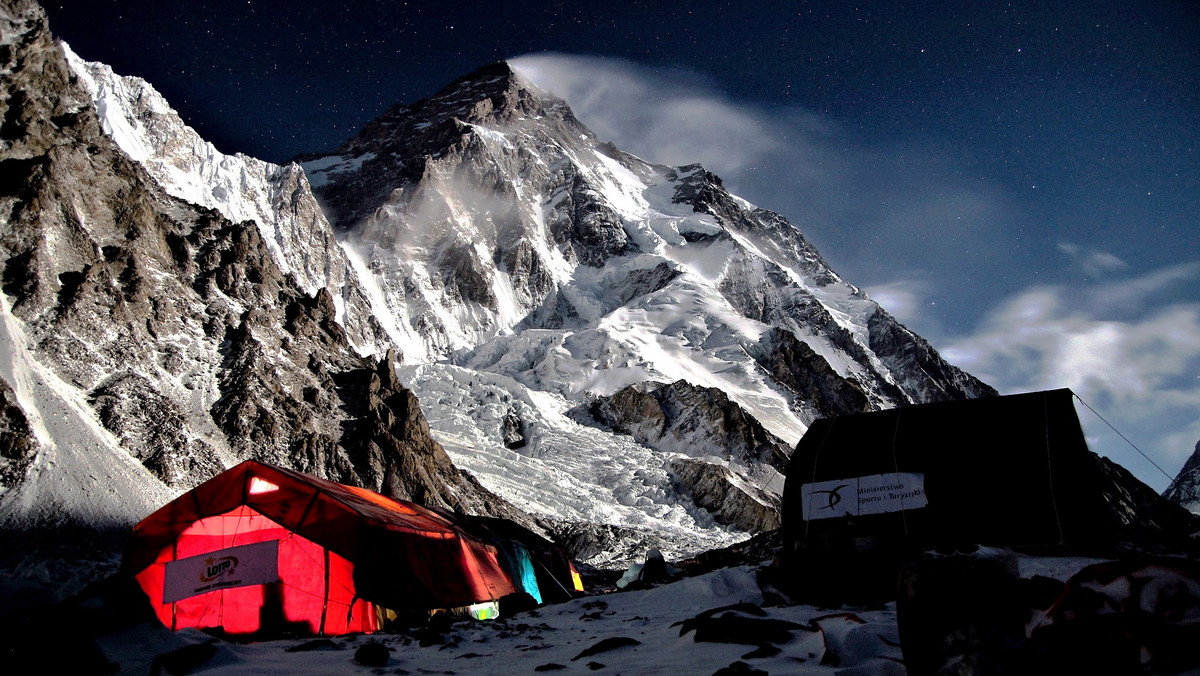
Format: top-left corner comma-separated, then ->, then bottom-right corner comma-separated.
125,461 -> 523,636
135,506 -> 377,636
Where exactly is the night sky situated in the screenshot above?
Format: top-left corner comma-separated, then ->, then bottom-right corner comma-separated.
43,1 -> 1200,488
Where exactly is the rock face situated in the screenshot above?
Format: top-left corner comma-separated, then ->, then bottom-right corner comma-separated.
590,381 -> 791,471
750,328 -> 871,421
1093,453 -> 1200,547
0,377 -> 36,490
1163,440 -> 1200,515
589,381 -> 789,531
62,44 -> 393,359
0,0 -> 519,601
667,458 -> 782,532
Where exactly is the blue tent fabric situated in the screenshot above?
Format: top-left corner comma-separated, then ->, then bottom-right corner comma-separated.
513,544 -> 542,605
449,514 -> 581,603
491,538 -> 542,604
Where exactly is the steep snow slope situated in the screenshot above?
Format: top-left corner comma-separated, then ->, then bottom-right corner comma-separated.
0,296 -> 172,529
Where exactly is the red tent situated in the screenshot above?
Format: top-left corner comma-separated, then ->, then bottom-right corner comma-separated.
124,460 -> 518,636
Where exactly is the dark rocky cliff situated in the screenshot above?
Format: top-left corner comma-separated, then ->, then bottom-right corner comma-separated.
0,0 -> 525,601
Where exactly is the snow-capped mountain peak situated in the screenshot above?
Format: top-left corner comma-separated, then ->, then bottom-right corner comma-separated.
295,59 -> 995,557
62,43 -> 393,359
1164,440 -> 1200,515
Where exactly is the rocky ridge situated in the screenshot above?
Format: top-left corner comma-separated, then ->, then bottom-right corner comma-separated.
0,0 -> 518,602
62,44 -> 393,359
1164,440 -> 1200,515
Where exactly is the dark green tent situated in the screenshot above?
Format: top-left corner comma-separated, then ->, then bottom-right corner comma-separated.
778,389 -> 1197,602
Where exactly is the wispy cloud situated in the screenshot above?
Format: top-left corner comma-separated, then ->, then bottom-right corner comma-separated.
1085,262 -> 1200,316
511,54 -> 843,185
1058,242 -> 1130,278
943,265 -> 1200,490
864,280 -> 932,326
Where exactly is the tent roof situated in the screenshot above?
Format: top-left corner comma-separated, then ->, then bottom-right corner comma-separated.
125,460 -> 464,574
782,388 -> 1107,548
793,388 -> 1081,468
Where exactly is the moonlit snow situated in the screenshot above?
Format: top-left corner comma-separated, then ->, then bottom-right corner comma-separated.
91,554 -> 1113,675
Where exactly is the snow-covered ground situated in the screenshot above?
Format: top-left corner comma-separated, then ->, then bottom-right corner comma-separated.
99,566 -> 905,675
90,553 -> 1120,675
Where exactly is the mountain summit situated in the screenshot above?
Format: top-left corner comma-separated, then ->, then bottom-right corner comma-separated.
299,59 -> 996,558
303,61 -> 584,229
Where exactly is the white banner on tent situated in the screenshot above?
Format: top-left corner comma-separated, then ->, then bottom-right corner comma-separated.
163,540 -> 280,603
800,472 -> 927,521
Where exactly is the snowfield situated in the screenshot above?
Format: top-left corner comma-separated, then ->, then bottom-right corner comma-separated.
399,363 -> 746,563
87,553 -> 1120,676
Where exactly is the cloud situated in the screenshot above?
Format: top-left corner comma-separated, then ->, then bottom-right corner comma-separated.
1058,242 -> 1130,278
1086,262 -> 1200,316
943,265 -> 1200,490
865,280 -> 932,325
511,53 -> 842,184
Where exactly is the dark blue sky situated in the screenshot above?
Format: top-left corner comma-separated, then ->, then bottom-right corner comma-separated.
44,1 -> 1200,485
45,1 -> 1198,311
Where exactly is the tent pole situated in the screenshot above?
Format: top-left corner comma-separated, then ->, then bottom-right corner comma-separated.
296,491 -> 321,529
533,556 -> 572,597
170,539 -> 178,631
319,548 -> 330,635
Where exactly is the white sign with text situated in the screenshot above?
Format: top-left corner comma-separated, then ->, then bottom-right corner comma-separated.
800,472 -> 927,521
163,540 -> 280,603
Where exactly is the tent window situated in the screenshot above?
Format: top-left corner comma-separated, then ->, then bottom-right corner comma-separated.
249,477 -> 281,495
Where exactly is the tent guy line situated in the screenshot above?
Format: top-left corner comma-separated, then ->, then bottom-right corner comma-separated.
1072,392 -> 1177,488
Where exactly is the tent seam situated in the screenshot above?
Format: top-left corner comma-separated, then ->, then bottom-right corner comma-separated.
804,418 -> 835,541
1044,392 -> 1065,545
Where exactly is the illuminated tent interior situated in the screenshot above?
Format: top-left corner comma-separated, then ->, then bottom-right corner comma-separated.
123,460 -> 578,636
455,514 -> 587,605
